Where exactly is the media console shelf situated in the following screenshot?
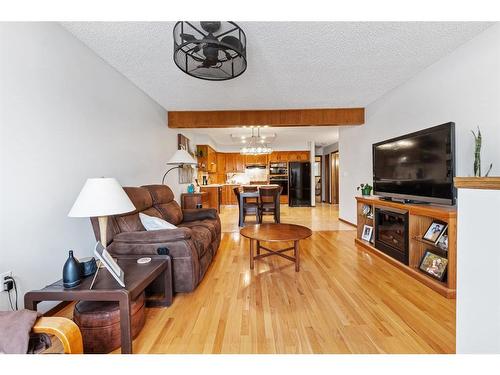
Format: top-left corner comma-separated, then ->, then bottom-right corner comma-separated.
355,196 -> 457,298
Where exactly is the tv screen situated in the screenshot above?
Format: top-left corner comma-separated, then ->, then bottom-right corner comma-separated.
373,122 -> 455,205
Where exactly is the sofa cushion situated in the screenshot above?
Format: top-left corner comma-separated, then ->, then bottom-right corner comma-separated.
123,187 -> 153,213
143,184 -> 175,204
156,201 -> 184,225
188,225 -> 212,259
143,185 -> 184,225
139,213 -> 177,231
179,219 -> 219,243
114,207 -> 160,233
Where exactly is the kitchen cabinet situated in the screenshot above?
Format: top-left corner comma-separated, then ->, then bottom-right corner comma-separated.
271,151 -> 289,162
200,186 -> 222,212
225,153 -> 245,172
269,151 -> 308,162
225,153 -> 235,172
288,151 -> 310,161
299,151 -> 310,161
207,146 -> 217,173
221,184 -> 239,205
216,152 -> 226,172
215,153 -> 226,183
196,145 -> 217,173
245,154 -> 267,165
235,154 -> 245,172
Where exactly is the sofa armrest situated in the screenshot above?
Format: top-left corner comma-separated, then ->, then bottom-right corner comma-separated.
182,208 -> 218,222
113,228 -> 191,244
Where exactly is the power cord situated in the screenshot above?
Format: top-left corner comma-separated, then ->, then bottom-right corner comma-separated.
5,276 -> 18,311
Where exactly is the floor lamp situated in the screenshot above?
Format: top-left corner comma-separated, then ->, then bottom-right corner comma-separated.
162,149 -> 197,184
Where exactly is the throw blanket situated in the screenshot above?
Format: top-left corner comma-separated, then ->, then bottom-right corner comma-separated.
0,309 -> 40,354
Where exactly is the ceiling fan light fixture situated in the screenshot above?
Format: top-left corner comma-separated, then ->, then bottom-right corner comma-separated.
173,21 -> 247,81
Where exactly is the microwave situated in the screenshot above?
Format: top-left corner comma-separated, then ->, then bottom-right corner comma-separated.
269,162 -> 288,175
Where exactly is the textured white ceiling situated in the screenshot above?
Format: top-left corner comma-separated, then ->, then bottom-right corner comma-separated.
61,22 -> 492,149
62,21 -> 492,111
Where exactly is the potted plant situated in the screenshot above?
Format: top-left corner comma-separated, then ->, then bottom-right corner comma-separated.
357,183 -> 373,196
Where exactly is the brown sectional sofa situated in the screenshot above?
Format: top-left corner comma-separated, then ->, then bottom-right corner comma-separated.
91,184 -> 221,293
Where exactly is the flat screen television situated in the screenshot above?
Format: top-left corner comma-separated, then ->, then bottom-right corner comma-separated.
373,122 -> 456,205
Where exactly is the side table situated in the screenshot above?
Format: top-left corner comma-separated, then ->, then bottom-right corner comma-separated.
181,192 -> 208,209
24,256 -> 172,354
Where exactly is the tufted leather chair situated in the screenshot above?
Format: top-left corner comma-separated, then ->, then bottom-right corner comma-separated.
90,185 -> 221,293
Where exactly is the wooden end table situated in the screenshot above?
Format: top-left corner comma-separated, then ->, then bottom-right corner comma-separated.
240,223 -> 312,271
24,256 -> 172,354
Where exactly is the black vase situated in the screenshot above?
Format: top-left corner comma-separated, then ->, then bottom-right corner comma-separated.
63,250 -> 81,288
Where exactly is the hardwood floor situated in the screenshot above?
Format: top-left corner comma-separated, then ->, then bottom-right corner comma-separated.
219,203 -> 355,232
58,204 -> 456,353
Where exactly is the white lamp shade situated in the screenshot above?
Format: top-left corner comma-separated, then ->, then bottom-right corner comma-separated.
167,149 -> 197,165
68,178 -> 135,218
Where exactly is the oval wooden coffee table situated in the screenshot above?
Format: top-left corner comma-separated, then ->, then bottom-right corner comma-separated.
240,223 -> 312,271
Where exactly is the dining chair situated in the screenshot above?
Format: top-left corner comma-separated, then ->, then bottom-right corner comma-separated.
258,186 -> 282,223
242,185 -> 258,205
234,187 -> 260,226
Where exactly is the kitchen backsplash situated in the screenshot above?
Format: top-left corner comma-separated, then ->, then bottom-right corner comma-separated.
227,168 -> 268,184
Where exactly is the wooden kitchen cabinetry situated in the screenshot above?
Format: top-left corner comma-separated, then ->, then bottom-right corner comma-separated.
221,184 -> 239,205
235,154 -> 245,172
245,154 -> 267,165
268,151 -> 309,162
197,148 -> 309,177
269,151 -> 286,162
200,185 -> 222,213
197,145 -> 217,173
215,153 -> 226,183
224,153 -> 245,172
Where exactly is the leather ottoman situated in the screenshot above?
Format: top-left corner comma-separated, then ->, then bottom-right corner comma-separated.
73,292 -> 145,354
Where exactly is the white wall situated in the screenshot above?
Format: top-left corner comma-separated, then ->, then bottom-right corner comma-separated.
456,188 -> 500,353
339,23 -> 500,223
0,23 -> 185,311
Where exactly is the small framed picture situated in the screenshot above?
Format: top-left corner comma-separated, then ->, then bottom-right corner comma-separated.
423,220 -> 448,244
94,241 -> 125,287
419,250 -> 448,281
436,233 -> 448,251
361,224 -> 373,242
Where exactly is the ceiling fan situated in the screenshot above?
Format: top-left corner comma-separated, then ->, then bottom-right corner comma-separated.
173,21 -> 247,80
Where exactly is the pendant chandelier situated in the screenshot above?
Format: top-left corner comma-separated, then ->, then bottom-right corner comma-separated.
240,127 -> 273,155
173,21 -> 247,81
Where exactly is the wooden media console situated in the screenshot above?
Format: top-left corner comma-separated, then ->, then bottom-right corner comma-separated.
355,196 -> 457,298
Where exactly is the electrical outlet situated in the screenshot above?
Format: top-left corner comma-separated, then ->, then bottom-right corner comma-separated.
1,271 -> 12,292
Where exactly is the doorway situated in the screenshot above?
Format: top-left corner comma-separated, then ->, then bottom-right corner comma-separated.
314,156 -> 322,203
330,151 -> 339,204
324,153 -> 330,203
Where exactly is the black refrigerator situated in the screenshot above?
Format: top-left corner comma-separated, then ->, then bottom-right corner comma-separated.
288,162 -> 312,206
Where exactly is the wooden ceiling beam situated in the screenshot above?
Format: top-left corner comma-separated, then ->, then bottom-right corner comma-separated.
167,108 -> 365,128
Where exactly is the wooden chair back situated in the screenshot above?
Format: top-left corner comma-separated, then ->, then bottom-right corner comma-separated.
233,187 -> 241,208
259,186 -> 282,206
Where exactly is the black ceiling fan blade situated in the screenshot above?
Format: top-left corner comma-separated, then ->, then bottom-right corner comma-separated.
180,33 -> 198,42
200,22 -> 221,34
220,35 -> 243,53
